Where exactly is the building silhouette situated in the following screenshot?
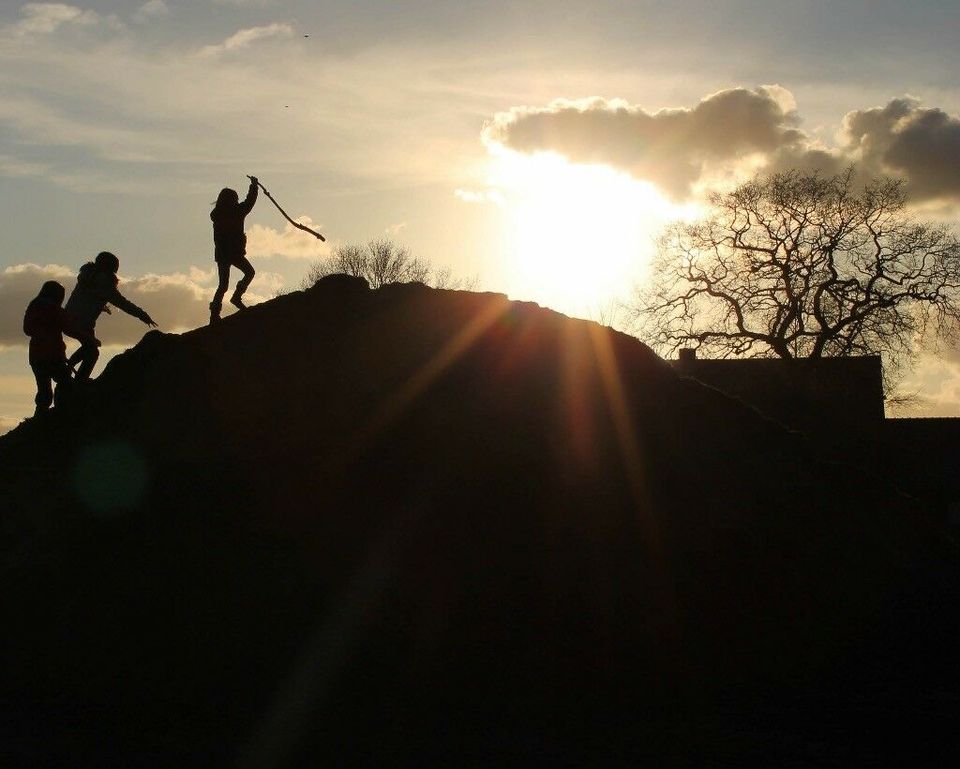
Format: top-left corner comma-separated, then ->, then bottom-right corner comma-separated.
672,349 -> 960,525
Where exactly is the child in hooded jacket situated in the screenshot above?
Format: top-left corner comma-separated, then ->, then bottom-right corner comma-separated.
23,281 -> 72,414
64,251 -> 156,380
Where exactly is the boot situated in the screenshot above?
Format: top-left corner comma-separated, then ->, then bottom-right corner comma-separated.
229,293 -> 246,311
209,302 -> 221,324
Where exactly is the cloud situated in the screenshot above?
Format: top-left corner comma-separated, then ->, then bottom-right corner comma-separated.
199,22 -> 294,58
484,87 -> 960,203
0,371 -> 35,431
132,0 -> 169,24
0,153 -> 51,178
483,86 -> 807,198
10,3 -> 99,36
839,98 -> 960,202
0,263 -> 74,350
0,415 -> 22,436
106,269 -> 280,337
246,218 -> 330,260
894,355 -> 960,417
0,262 -> 284,350
0,92 -> 184,168
0,262 -> 286,427
0,10 -> 502,196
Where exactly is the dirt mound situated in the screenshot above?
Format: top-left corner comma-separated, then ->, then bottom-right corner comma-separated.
2,276 -> 958,767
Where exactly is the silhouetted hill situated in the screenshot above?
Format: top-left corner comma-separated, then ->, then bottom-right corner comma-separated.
2,276 -> 958,767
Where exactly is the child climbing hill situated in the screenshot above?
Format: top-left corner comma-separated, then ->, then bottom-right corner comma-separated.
23,281 -> 72,415
209,175 -> 259,322
64,251 -> 157,381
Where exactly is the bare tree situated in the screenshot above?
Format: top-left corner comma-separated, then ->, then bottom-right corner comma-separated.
302,238 -> 475,291
586,299 -> 632,333
430,265 -> 479,292
633,168 -> 960,388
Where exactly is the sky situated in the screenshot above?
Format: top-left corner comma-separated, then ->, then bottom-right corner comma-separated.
2,0 -> 960,430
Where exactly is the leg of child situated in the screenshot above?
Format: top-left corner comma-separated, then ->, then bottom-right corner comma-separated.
210,261 -> 231,319
67,346 -> 83,371
52,360 -> 71,407
31,362 -> 54,415
73,341 -> 100,381
230,257 -> 256,308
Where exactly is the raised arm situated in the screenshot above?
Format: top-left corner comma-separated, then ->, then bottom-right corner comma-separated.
239,176 -> 259,216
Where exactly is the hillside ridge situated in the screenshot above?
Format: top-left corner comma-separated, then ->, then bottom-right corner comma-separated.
1,275 -> 958,767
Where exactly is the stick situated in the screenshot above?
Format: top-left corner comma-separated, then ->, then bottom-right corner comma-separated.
250,176 -> 326,242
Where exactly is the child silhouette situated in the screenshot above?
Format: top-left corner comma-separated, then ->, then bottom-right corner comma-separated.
64,251 -> 157,381
23,281 -> 73,414
209,176 -> 259,322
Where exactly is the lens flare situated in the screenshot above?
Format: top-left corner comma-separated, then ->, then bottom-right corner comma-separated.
73,440 -> 149,515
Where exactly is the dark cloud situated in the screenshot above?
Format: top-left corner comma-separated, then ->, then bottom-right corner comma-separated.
840,98 -> 960,202
486,88 -> 960,203
763,146 -> 845,179
483,86 -> 807,198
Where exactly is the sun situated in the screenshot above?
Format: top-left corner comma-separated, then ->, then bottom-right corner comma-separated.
488,148 -> 694,320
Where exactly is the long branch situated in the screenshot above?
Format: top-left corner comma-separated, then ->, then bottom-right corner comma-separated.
256,181 -> 326,242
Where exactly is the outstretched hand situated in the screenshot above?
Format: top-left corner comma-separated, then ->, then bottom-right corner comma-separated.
144,314 -> 158,328
247,175 -> 259,187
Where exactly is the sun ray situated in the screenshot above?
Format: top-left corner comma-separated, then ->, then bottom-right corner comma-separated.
584,322 -> 678,634
355,296 -> 510,450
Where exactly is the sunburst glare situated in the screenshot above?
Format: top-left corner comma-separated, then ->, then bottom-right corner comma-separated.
488,147 -> 697,321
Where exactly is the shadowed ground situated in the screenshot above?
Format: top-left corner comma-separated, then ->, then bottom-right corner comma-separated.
1,276 -> 958,767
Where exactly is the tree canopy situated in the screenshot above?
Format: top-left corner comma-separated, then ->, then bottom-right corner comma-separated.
634,168 -> 960,385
